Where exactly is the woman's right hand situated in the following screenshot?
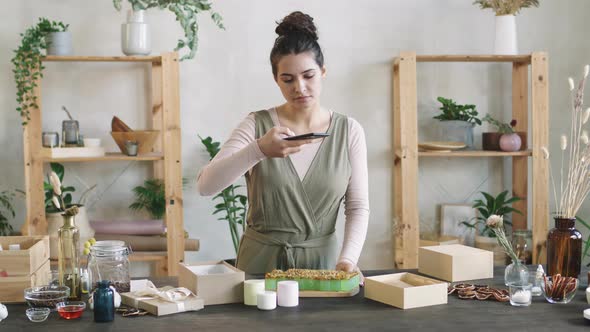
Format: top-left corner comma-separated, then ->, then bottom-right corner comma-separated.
257,127 -> 314,158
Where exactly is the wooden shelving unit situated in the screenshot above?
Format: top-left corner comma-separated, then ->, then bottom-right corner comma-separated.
393,52 -> 549,269
21,53 -> 185,276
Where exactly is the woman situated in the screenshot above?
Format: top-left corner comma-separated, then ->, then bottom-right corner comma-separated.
197,11 -> 369,276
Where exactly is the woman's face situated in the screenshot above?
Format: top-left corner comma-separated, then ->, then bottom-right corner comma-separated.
275,52 -> 326,110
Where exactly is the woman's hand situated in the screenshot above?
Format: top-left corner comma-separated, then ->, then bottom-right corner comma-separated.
336,261 -> 365,286
257,126 -> 314,158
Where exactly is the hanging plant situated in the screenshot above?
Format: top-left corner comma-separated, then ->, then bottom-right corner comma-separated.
11,18 -> 69,126
112,0 -> 224,61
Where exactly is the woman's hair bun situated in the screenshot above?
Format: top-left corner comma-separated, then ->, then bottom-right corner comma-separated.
275,11 -> 318,41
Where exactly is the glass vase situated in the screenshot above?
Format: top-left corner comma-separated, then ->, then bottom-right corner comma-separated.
547,217 -> 582,278
58,214 -> 80,300
504,259 -> 529,286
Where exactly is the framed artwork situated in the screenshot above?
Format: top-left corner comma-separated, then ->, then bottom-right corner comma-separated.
440,204 -> 477,247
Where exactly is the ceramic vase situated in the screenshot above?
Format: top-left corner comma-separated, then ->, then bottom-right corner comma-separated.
121,10 -> 151,56
499,133 -> 522,152
494,15 -> 518,55
46,32 -> 73,56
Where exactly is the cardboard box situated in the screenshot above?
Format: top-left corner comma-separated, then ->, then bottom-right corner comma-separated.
418,244 -> 494,282
419,235 -> 460,247
0,259 -> 51,303
121,286 -> 204,316
0,236 -> 49,275
178,261 -> 244,305
364,273 -> 448,309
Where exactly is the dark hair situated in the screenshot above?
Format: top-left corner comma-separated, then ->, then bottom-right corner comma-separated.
270,11 -> 324,78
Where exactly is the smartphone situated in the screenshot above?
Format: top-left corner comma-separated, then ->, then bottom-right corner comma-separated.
284,132 -> 330,141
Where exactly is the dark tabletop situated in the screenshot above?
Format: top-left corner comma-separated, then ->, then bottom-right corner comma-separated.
2,267 -> 590,332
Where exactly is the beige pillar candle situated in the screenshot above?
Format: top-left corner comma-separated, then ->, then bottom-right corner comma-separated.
244,279 -> 265,306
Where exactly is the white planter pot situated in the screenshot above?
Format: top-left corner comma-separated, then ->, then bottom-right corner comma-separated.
47,205 -> 95,259
46,32 -> 73,56
494,15 -> 518,55
121,10 -> 151,56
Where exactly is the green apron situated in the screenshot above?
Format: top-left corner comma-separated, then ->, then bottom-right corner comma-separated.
236,110 -> 351,274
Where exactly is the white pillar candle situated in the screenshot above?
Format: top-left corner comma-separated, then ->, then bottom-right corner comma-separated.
244,279 -> 266,306
257,291 -> 277,310
277,280 -> 299,307
8,244 -> 20,251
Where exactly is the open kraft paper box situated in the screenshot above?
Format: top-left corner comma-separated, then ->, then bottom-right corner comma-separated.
418,244 -> 494,282
364,273 -> 448,309
178,261 -> 244,305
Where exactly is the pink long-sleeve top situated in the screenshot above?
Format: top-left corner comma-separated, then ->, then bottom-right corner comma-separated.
197,108 -> 369,266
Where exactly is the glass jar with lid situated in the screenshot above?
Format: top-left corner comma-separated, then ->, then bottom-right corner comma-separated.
87,240 -> 131,293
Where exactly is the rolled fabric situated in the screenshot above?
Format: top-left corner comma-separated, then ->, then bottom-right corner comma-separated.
90,220 -> 165,235
94,234 -> 199,252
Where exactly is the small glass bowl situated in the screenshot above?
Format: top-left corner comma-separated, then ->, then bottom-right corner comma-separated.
24,285 -> 70,311
26,307 -> 50,322
56,301 -> 86,320
542,276 -> 578,304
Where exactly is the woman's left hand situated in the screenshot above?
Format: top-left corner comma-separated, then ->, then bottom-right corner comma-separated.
335,261 -> 364,286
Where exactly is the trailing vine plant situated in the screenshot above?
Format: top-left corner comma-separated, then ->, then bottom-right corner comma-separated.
11,18 -> 69,125
112,0 -> 224,61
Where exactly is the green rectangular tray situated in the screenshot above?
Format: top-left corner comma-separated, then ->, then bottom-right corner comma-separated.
265,274 -> 360,292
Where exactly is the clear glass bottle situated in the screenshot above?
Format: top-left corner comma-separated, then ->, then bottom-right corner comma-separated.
58,214 -> 80,300
531,264 -> 544,296
511,229 -> 532,265
547,217 -> 582,278
87,240 -> 131,293
504,259 -> 529,286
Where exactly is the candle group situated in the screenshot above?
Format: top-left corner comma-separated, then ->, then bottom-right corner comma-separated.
277,280 -> 299,307
244,280 -> 266,306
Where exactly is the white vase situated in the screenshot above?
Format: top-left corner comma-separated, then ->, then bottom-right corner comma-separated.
46,31 -> 73,56
121,10 -> 151,56
494,15 -> 518,55
47,205 -> 95,259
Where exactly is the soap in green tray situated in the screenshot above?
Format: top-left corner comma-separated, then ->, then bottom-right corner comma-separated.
265,269 -> 360,292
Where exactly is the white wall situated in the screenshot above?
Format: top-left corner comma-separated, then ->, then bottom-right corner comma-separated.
2,0 -> 590,271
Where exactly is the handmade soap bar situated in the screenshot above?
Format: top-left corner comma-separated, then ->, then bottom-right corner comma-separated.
265,269 -> 359,292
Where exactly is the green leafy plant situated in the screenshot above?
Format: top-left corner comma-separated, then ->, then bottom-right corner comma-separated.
112,0 -> 224,61
129,179 -> 166,219
482,113 -> 517,134
433,97 -> 482,125
11,18 -> 69,125
461,190 -> 522,237
0,190 -> 16,236
473,0 -> 539,16
199,135 -> 247,254
44,163 -> 75,213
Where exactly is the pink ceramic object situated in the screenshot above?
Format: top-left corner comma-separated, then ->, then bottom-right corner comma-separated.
499,133 -> 522,152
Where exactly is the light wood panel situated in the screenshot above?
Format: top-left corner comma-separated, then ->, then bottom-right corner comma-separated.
416,55 -> 531,63
161,52 -> 185,276
42,56 -> 161,63
531,52 -> 550,264
41,152 -> 164,162
393,52 -> 419,269
417,150 -> 532,157
151,61 -> 164,180
512,62 -> 530,230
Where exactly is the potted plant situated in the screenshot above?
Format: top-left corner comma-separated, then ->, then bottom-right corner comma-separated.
482,114 -> 526,151
0,190 -> 17,236
461,190 -> 522,265
199,135 -> 247,264
112,0 -> 224,61
45,163 -> 94,259
473,0 -> 539,55
11,18 -> 69,125
129,178 -> 166,220
433,96 -> 481,149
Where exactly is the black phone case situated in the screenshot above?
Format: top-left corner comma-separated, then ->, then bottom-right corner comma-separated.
284,133 -> 330,141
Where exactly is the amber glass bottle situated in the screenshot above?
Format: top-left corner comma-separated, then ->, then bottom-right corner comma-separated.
546,217 -> 582,278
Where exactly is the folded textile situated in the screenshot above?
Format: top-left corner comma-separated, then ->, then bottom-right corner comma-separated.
90,219 -> 165,235
94,234 -> 199,251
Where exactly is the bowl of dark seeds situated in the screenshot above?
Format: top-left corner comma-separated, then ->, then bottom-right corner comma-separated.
24,285 -> 70,311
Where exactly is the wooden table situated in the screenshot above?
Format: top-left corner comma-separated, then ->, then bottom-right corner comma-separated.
3,267 -> 590,331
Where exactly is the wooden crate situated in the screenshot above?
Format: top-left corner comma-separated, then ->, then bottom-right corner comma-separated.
0,259 -> 50,303
0,236 -> 49,275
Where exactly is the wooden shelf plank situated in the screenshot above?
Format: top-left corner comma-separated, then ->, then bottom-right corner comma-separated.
418,150 -> 533,157
412,54 -> 531,63
42,152 -> 164,162
42,55 -> 161,63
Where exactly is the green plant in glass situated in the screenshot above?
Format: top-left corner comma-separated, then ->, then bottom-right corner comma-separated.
199,135 -> 247,254
112,0 -> 224,61
0,190 -> 16,236
433,97 -> 482,126
461,190 -> 522,237
11,18 -> 69,125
